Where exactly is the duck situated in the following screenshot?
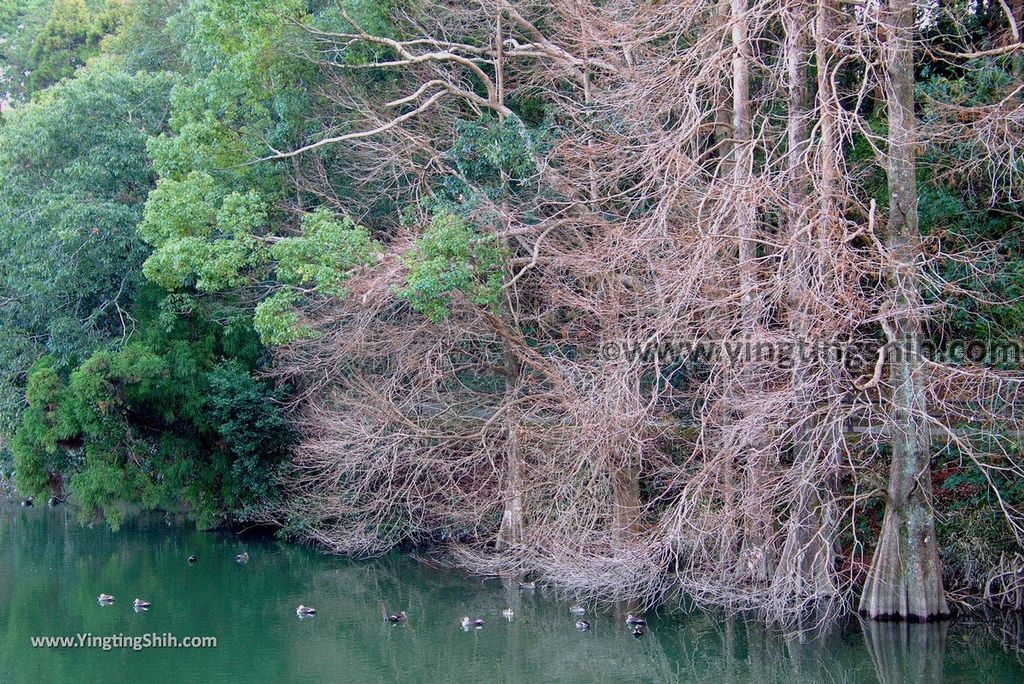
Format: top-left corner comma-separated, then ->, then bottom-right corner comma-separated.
235,552 -> 249,564
501,608 -> 515,621
625,613 -> 646,626
187,555 -> 197,565
632,624 -> 645,639
576,619 -> 591,631
47,496 -> 63,507
461,616 -> 485,630
97,593 -> 115,604
517,580 -> 536,590
21,497 -> 33,507
296,605 -> 317,617
570,605 -> 585,615
386,611 -> 408,623
133,598 -> 151,610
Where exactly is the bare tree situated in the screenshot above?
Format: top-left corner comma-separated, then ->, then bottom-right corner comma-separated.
256,0 -> 1024,623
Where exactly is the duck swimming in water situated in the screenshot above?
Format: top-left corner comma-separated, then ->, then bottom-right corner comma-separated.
461,616 -> 485,630
21,497 -> 33,507
386,611 -> 408,623
576,620 -> 591,631
187,555 -> 197,565
502,608 -> 515,622
625,613 -> 646,626
133,598 -> 151,611
632,624 -> 645,639
97,594 -> 115,604
235,552 -> 249,564
296,605 -> 317,617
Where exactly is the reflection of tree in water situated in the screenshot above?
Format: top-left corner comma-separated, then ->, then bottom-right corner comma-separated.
985,609 -> 1024,668
862,620 -> 946,684
862,615 -> 1024,683
655,614 -> 871,683
3,503 -> 1024,681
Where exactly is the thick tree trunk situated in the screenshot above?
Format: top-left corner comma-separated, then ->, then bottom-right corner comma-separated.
495,202 -> 525,553
496,347 -> 524,551
612,457 -> 641,551
496,424 -> 524,551
730,0 -> 772,581
771,0 -> 838,604
731,0 -> 755,313
859,0 -> 948,622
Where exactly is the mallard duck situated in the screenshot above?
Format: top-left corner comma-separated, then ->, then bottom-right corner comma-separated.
570,605 -> 585,615
97,593 -> 115,604
576,619 -> 591,631
133,598 -> 151,610
296,605 -> 317,617
461,616 -> 484,630
187,555 -> 197,565
517,581 -> 536,590
386,611 -> 408,623
625,613 -> 646,626
501,608 -> 515,621
235,552 -> 249,564
632,624 -> 645,639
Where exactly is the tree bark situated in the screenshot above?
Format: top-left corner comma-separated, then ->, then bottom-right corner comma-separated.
771,0 -> 838,605
731,0 -> 773,582
612,457 -> 641,551
495,196 -> 524,552
859,0 -> 949,622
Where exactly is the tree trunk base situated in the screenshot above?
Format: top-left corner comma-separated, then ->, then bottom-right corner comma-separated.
858,505 -> 949,622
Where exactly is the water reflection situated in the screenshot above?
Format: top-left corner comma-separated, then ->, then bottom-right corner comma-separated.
862,620 -> 947,684
0,501 -> 1022,683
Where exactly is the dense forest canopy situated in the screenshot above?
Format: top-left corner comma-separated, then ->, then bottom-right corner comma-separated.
1,0 -> 1022,623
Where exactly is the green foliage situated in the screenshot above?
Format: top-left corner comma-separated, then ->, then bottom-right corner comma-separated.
10,287 -> 289,528
435,116 -> 545,209
917,59 -> 1024,348
0,0 -> 52,100
26,0 -> 126,92
141,185 -> 381,343
935,457 -> 1024,587
205,360 -> 290,518
135,0 -> 384,346
11,357 -> 78,496
146,0 -> 311,186
253,292 -> 309,346
100,0 -> 189,73
451,116 -> 539,187
271,208 -> 381,297
398,214 -> 506,322
0,57 -> 173,448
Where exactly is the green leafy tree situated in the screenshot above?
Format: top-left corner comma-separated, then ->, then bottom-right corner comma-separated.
12,286 -> 288,528
0,0 -> 52,101
399,214 -> 506,323
26,0 -> 113,92
0,57 -> 173,445
137,0 -> 384,346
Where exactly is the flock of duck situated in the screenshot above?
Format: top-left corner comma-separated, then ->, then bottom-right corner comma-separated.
458,601 -> 646,638
94,551 -> 249,612
92,552 -> 649,637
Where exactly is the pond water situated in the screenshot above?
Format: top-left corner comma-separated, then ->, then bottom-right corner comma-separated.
1,499 -> 1022,683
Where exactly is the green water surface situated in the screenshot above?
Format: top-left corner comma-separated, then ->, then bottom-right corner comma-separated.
1,500 -> 1022,683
